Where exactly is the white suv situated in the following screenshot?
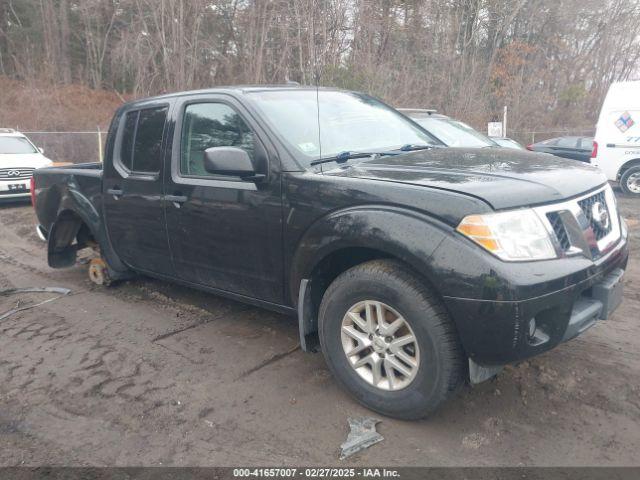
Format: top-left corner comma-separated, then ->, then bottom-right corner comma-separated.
0,129 -> 52,201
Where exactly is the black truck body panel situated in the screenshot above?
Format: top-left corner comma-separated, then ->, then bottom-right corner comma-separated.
32,86 -> 629,367
330,147 -> 607,210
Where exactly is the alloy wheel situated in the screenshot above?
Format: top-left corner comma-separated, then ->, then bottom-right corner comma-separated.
340,300 -> 420,391
627,172 -> 640,194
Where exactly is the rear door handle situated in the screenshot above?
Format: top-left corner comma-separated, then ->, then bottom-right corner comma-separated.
165,194 -> 187,208
107,187 -> 123,199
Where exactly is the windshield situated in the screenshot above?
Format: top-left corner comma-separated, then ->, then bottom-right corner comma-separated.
0,136 -> 37,154
410,117 -> 496,148
247,90 -> 440,165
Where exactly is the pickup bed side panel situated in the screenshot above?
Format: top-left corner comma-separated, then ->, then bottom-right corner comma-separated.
33,165 -> 128,273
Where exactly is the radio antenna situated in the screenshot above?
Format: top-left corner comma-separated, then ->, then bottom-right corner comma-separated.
312,8 -> 322,171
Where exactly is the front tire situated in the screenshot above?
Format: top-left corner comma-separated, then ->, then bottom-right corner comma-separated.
318,260 -> 465,419
620,166 -> 640,196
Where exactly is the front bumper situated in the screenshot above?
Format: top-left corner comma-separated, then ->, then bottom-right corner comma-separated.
440,227 -> 629,366
0,179 -> 31,201
0,190 -> 30,200
560,267 -> 624,341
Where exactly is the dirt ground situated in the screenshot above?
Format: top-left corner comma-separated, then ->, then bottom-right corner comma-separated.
0,192 -> 639,467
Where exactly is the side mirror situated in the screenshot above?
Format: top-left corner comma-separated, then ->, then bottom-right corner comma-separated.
38,147 -> 44,154
203,147 -> 264,181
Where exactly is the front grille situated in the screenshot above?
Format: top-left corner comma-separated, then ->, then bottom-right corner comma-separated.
547,212 -> 571,250
578,191 -> 612,240
535,186 -> 621,260
0,167 -> 34,180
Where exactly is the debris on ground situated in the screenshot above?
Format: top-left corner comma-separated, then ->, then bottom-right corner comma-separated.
339,417 -> 384,460
0,286 -> 71,321
0,287 -> 71,296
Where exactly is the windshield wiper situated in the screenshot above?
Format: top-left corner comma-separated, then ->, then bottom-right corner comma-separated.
310,150 -> 396,167
309,144 -> 437,167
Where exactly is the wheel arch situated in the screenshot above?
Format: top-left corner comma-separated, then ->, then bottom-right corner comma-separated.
617,158 -> 640,179
290,206 -> 452,350
47,208 -> 94,268
48,189 -> 127,274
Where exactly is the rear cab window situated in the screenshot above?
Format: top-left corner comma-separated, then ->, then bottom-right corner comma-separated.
579,138 -> 594,150
117,106 -> 168,175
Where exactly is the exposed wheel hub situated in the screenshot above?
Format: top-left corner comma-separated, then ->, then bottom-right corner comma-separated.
340,300 -> 420,391
88,258 -> 111,286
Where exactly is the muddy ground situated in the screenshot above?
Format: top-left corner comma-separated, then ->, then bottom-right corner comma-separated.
0,192 -> 639,466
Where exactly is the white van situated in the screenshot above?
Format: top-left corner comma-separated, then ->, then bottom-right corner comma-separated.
591,80 -> 640,195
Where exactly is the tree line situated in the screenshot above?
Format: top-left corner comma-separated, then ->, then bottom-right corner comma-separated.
1,0 -> 639,134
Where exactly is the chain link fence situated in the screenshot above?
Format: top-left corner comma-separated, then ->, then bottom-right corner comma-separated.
22,130 -> 107,164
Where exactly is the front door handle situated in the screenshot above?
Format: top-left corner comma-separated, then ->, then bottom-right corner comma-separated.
107,187 -> 123,199
165,194 -> 188,208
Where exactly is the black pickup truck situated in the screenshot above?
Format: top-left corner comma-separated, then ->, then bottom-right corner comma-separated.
32,86 -> 628,419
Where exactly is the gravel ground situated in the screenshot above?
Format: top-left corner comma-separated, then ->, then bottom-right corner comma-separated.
0,191 -> 639,466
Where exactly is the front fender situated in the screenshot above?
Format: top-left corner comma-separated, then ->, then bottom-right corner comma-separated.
289,205 -> 452,304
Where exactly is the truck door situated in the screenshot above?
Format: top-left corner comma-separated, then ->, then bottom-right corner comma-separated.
103,103 -> 175,276
164,95 -> 283,304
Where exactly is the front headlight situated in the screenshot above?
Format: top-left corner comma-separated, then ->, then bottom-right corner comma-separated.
457,209 -> 557,261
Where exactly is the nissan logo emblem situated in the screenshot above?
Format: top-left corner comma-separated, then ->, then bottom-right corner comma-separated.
7,170 -> 21,177
591,202 -> 610,230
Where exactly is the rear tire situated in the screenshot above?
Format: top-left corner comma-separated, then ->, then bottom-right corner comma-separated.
620,166 -> 640,196
318,259 -> 465,419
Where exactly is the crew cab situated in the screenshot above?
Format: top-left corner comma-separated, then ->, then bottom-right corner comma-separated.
0,129 -> 52,201
32,87 -> 628,419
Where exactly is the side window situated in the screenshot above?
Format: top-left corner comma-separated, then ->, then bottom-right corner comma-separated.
180,103 -> 255,177
118,106 -> 168,174
133,107 -> 168,172
556,137 -> 578,148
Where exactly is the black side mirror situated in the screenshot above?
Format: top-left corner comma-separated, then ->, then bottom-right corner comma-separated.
203,147 -> 264,181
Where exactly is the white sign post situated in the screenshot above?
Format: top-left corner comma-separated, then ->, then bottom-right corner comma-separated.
503,105 -> 508,137
487,122 -> 503,137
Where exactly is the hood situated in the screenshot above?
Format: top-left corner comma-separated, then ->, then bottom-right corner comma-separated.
0,153 -> 52,169
325,148 -> 607,210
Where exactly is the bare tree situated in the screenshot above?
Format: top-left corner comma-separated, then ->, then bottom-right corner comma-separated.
0,0 -> 639,135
